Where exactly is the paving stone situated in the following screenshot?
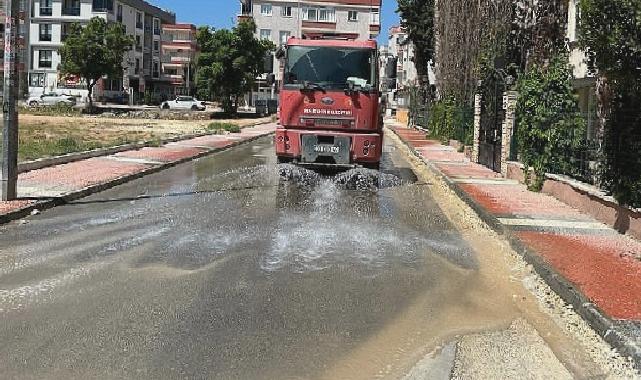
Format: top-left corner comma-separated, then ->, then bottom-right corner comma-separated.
517,231 -> 641,320
0,200 -> 34,214
18,158 -> 150,191
115,146 -> 206,163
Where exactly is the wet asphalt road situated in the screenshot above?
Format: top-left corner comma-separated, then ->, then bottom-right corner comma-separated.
0,136 -> 595,379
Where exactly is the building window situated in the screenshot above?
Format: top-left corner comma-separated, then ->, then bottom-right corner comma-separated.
153,62 -> 160,78
62,0 -> 81,16
39,50 -> 53,68
40,0 -> 53,16
39,24 -> 52,42
135,35 -> 142,51
153,19 -> 160,35
260,29 -> 271,41
117,4 -> 123,22
281,6 -> 292,17
302,7 -> 335,22
261,4 -> 272,16
135,58 -> 140,73
92,0 -> 113,12
154,40 -> 159,52
30,73 -> 46,87
136,12 -> 143,29
370,8 -> 380,24
279,31 -> 291,45
302,8 -> 317,21
348,11 -> 358,22
318,8 -> 335,22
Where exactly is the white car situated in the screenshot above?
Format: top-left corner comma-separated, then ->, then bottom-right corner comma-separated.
160,96 -> 206,111
27,93 -> 77,107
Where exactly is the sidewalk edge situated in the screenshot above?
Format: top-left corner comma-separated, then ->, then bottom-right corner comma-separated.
386,126 -> 641,370
1,130 -> 274,226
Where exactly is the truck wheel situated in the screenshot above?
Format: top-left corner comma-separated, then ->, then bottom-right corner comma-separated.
29,101 -> 39,107
162,103 -> 170,110
277,156 -> 293,164
363,162 -> 380,171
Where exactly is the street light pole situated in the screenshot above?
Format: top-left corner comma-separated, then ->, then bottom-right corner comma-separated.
1,0 -> 20,201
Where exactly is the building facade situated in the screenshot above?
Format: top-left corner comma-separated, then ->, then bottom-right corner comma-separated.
161,23 -> 198,97
380,25 -> 419,115
238,0 -> 382,102
28,0 -> 175,103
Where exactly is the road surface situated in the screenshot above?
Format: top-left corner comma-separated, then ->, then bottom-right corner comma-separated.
0,135 -> 630,379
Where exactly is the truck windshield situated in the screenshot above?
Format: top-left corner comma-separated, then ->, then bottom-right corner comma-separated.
284,46 -> 375,90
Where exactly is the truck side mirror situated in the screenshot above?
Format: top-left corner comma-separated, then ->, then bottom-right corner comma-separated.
275,46 -> 286,60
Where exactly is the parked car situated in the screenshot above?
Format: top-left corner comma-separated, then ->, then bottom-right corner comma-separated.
160,96 -> 206,111
27,93 -> 77,107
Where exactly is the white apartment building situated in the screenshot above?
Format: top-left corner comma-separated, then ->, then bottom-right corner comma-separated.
28,0 -> 175,103
387,26 -> 417,91
239,0 -> 382,101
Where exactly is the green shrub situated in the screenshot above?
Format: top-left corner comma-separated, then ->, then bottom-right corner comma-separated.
207,122 -> 241,133
515,53 -> 586,192
427,96 -> 473,145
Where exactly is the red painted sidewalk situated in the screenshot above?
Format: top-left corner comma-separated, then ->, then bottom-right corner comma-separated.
0,123 -> 276,219
390,123 -> 641,322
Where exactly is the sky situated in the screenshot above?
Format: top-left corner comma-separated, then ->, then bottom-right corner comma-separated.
149,0 -> 400,44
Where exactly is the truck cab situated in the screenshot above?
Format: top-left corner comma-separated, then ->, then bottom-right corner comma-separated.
274,38 -> 383,169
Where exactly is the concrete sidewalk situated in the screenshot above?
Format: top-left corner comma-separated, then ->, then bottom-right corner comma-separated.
388,121 -> 641,369
0,123 -> 276,224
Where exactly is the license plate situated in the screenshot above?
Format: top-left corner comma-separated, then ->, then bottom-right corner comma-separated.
313,145 -> 340,154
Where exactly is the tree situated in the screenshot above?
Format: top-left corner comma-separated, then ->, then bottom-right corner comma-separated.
578,0 -> 641,207
59,17 -> 134,110
195,20 -> 274,115
515,53 -> 586,191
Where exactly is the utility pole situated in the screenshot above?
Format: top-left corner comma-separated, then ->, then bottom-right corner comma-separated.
1,0 -> 20,201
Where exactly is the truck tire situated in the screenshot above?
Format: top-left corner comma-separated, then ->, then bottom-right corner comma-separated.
277,156 -> 293,164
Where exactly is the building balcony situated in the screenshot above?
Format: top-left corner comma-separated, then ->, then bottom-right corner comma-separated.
301,21 -> 337,30
237,14 -> 253,23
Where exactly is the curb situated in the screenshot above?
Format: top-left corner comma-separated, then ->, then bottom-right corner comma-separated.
1,129 -> 274,226
386,126 -> 641,370
17,119 -> 272,174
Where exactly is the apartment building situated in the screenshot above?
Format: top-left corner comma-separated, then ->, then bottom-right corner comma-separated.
238,0 -> 382,101
380,25 -> 418,114
28,0 -> 175,103
161,23 -> 198,97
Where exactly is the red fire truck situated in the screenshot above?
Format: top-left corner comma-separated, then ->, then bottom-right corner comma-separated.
273,37 -> 383,170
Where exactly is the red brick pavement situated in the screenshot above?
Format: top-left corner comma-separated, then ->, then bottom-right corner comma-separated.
0,200 -> 34,214
517,232 -> 641,320
459,183 -> 592,220
173,136 -> 236,149
390,122 -> 641,321
436,162 -> 502,179
19,158 -> 151,189
116,146 -> 207,162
